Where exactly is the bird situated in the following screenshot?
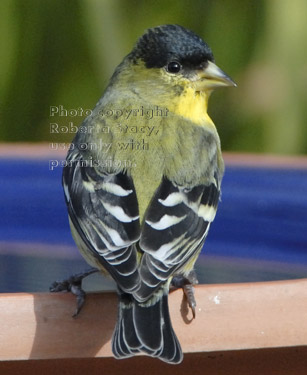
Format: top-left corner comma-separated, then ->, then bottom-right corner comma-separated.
51,24 -> 236,364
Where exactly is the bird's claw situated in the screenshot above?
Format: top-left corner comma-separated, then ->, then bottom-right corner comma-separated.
70,282 -> 86,317
49,267 -> 98,317
171,271 -> 198,318
183,284 -> 196,319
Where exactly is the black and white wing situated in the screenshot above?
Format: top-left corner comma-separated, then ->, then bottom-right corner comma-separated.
62,150 -> 141,293
135,176 -> 220,302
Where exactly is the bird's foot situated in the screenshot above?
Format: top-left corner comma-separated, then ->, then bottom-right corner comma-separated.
50,267 -> 99,317
171,271 -> 198,319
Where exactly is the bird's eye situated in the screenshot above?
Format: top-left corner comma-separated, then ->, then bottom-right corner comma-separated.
166,61 -> 182,74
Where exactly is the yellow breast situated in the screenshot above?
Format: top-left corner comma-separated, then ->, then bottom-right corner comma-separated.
167,87 -> 215,128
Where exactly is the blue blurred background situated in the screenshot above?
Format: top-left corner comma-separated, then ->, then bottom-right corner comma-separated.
0,0 -> 307,292
0,158 -> 306,292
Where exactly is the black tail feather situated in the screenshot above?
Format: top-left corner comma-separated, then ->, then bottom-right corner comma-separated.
112,290 -> 183,364
158,294 -> 183,363
133,294 -> 163,351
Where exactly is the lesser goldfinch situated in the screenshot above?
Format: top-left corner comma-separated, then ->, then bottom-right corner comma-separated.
56,24 -> 235,364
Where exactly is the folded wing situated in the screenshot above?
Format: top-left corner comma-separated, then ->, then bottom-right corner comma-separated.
62,150 -> 141,293
135,176 -> 220,302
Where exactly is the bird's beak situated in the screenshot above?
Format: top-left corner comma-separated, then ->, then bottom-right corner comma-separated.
195,61 -> 237,91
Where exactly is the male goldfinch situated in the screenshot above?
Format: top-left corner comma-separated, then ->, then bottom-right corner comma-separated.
54,24 -> 236,364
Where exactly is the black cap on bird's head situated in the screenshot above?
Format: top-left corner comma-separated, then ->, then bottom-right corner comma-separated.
129,24 -> 236,91
130,24 -> 214,69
